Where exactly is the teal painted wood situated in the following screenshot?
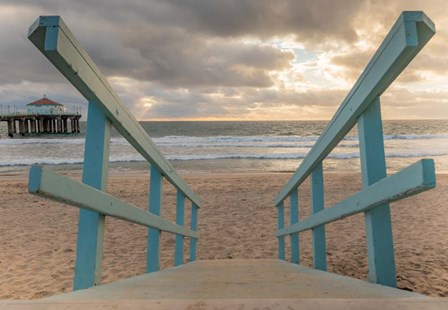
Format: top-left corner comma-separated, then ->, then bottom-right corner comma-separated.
27,15 -> 203,288
190,203 -> 198,262
74,101 -> 110,290
358,98 -> 396,287
274,12 -> 435,207
147,166 -> 163,273
28,166 -> 198,238
311,162 -> 326,271
290,188 -> 299,264
275,159 -> 435,237
28,16 -> 201,208
277,202 -> 285,260
175,191 -> 185,266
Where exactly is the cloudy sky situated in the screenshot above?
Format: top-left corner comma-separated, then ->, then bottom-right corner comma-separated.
0,0 -> 447,120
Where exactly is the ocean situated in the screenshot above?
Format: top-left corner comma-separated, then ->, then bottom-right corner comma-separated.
0,120 -> 447,174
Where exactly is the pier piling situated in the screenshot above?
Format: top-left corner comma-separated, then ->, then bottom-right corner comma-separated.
7,120 -> 13,137
0,114 -> 81,137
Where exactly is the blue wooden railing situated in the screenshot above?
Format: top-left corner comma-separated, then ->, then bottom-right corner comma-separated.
27,16 -> 201,290
274,11 -> 436,287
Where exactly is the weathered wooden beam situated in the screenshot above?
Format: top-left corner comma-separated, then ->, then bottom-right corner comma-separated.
24,119 -> 29,134
7,120 -> 13,137
275,12 -> 435,206
30,119 -> 36,133
28,166 -> 199,239
28,16 -> 201,208
276,159 -> 436,237
19,119 -> 25,136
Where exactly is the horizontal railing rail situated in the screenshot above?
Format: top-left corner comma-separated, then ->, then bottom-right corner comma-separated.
274,11 -> 436,288
29,166 -> 199,238
28,15 -> 201,291
276,159 -> 435,236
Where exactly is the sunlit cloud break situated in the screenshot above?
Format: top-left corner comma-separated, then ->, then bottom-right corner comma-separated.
0,0 -> 447,120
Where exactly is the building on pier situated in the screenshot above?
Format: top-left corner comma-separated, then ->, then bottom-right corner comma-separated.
0,96 -> 82,137
26,95 -> 66,115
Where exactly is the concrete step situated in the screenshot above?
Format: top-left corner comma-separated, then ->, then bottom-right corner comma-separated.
1,259 -> 447,309
2,298 -> 448,310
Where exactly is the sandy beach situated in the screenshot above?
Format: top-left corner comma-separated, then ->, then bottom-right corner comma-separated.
0,169 -> 447,299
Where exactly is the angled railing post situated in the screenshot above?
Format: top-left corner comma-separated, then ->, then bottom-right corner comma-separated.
290,188 -> 299,264
74,100 -> 111,290
272,11 -> 435,284
28,15 -> 201,209
190,203 -> 198,262
147,166 -> 163,272
29,167 -> 200,238
358,97 -> 396,287
274,12 -> 435,208
27,15 -> 202,288
175,191 -> 185,266
277,201 -> 285,260
311,162 -> 326,271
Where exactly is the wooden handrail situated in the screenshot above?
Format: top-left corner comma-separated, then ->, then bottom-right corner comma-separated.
28,16 -> 201,207
274,11 -> 436,288
274,12 -> 435,207
27,15 -> 202,290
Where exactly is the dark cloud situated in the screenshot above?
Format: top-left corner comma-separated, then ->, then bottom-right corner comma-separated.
0,0 -> 362,88
411,54 -> 448,75
9,0 -> 362,40
118,26 -> 293,87
0,6 -> 66,85
0,81 -> 84,114
330,51 -> 372,82
0,0 -> 446,120
164,0 -> 361,41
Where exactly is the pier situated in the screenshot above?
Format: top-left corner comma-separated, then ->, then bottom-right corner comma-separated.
0,113 -> 81,137
1,12 -> 446,310
0,96 -> 81,137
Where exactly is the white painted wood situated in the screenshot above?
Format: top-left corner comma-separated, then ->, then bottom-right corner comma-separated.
28,16 -> 201,207
29,166 -> 199,239
275,159 -> 435,237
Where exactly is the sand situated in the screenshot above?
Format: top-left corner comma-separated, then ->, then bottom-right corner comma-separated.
0,169 -> 447,299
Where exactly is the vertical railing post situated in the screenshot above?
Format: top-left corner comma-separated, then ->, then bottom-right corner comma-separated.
147,165 -> 163,272
74,101 -> 110,290
190,203 -> 198,262
290,188 -> 299,264
358,96 -> 396,287
311,162 -> 326,271
175,191 -> 185,266
277,201 -> 285,260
